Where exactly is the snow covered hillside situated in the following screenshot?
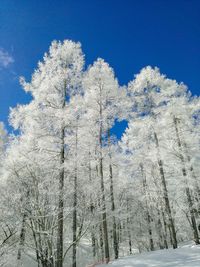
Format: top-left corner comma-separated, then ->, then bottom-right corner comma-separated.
97,243 -> 200,267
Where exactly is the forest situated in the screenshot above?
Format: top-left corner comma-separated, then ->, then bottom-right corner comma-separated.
0,40 -> 200,267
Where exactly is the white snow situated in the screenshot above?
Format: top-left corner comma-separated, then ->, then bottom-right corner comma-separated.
97,242 -> 200,267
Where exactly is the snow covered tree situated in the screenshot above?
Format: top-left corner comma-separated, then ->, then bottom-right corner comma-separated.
8,40 -> 84,267
83,58 -> 123,262
0,40 -> 200,266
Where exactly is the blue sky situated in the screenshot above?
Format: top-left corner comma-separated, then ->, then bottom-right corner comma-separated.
0,0 -> 200,135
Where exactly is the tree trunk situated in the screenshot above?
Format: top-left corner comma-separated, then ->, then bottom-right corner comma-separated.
161,211 -> 168,249
186,187 -> 200,244
154,131 -> 177,249
99,219 -> 104,261
156,206 -> 168,250
98,97 -> 109,263
99,155 -> 110,263
56,127 -> 65,267
72,181 -> 77,267
157,215 -> 164,249
88,152 -> 97,260
126,199 -> 132,255
72,126 -> 78,267
17,212 -> 27,266
108,129 -> 118,259
140,164 -> 154,251
29,219 -> 41,267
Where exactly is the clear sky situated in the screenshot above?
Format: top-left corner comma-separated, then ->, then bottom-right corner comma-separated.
0,0 -> 200,134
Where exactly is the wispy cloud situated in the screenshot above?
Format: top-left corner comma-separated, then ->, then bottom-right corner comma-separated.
0,48 -> 14,68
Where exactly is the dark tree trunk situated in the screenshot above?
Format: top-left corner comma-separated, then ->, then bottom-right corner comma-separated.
72,126 -> 78,267
186,187 -> 200,244
154,131 -> 177,249
17,212 -> 27,264
156,207 -> 167,249
99,155 -> 110,263
89,154 -> 97,259
98,98 -> 109,263
56,127 -> 65,267
147,214 -> 154,251
99,219 -> 104,261
161,211 -> 168,249
140,164 -> 154,251
109,163 -> 118,259
108,129 -> 118,259
17,190 -> 30,266
91,231 -> 96,258
157,216 -> 164,249
72,176 -> 77,267
126,199 -> 132,255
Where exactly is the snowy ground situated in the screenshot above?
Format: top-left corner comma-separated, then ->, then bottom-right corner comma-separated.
96,242 -> 200,267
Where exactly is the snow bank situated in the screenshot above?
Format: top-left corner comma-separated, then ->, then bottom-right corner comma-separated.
97,242 -> 200,267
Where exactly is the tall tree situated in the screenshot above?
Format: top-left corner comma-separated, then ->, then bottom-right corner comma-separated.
10,40 -> 84,267
83,58 -> 122,262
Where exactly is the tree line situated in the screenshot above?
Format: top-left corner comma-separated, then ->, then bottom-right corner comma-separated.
0,40 -> 200,267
